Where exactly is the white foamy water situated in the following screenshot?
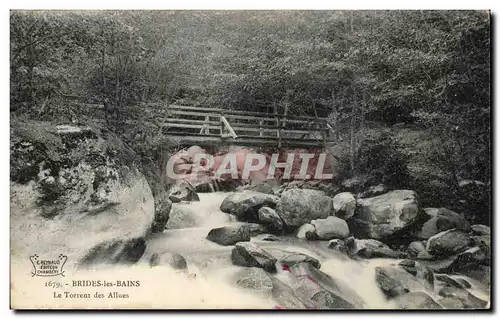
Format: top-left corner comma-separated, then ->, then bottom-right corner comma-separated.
11,190 -> 490,309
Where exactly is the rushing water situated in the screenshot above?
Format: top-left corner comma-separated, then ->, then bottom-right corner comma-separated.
11,191 -> 490,309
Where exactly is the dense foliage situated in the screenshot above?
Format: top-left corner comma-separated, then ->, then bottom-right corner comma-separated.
10,10 -> 491,220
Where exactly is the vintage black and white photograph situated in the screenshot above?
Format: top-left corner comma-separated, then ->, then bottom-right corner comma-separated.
9,9 -> 491,310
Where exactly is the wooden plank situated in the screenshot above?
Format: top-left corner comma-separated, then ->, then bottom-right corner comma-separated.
81,102 -> 327,123
163,110 -> 317,127
168,104 -> 278,118
168,104 -> 327,122
230,126 -> 317,135
163,123 -> 220,130
167,109 -> 276,123
165,118 -> 220,126
167,109 -> 318,125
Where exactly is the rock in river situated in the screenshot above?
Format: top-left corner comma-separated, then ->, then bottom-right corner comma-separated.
289,262 -> 365,309
392,291 -> 442,309
207,225 -> 250,246
426,229 -> 471,257
311,216 -> 350,240
356,247 -> 408,259
408,241 -> 426,258
417,208 -> 470,240
149,252 -> 187,270
220,191 -> 278,222
471,224 -> 490,236
296,223 -> 315,239
257,206 -> 283,231
438,286 -> 488,309
206,223 -> 267,246
345,237 -> 389,255
332,192 -> 356,220
168,181 -> 200,203
233,267 -> 273,298
280,252 -> 321,269
79,237 -> 146,267
231,242 -> 277,273
351,190 -> 420,240
375,266 -> 425,298
276,188 -> 333,228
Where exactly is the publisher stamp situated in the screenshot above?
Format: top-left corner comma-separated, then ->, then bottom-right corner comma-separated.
30,254 -> 67,277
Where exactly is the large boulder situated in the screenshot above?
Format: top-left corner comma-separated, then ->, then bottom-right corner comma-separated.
311,216 -> 350,240
257,207 -> 283,232
417,208 -> 470,239
332,192 -> 356,220
426,229 -> 471,257
231,242 -> 277,273
10,121 -> 163,266
375,266 -> 425,298
276,188 -> 333,229
392,292 -> 442,309
220,191 -> 278,222
167,181 -> 199,203
351,190 -> 420,240
233,267 -> 273,298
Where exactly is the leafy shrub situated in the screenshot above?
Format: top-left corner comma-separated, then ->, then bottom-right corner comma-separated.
353,130 -> 411,190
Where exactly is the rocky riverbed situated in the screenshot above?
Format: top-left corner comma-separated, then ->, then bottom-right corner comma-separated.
10,122 -> 490,309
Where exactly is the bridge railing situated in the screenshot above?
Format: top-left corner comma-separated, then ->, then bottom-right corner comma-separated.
162,104 -> 331,145
67,100 -> 333,147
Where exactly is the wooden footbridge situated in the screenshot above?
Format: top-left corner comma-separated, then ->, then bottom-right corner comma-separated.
75,98 -> 335,148
158,105 -> 334,148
